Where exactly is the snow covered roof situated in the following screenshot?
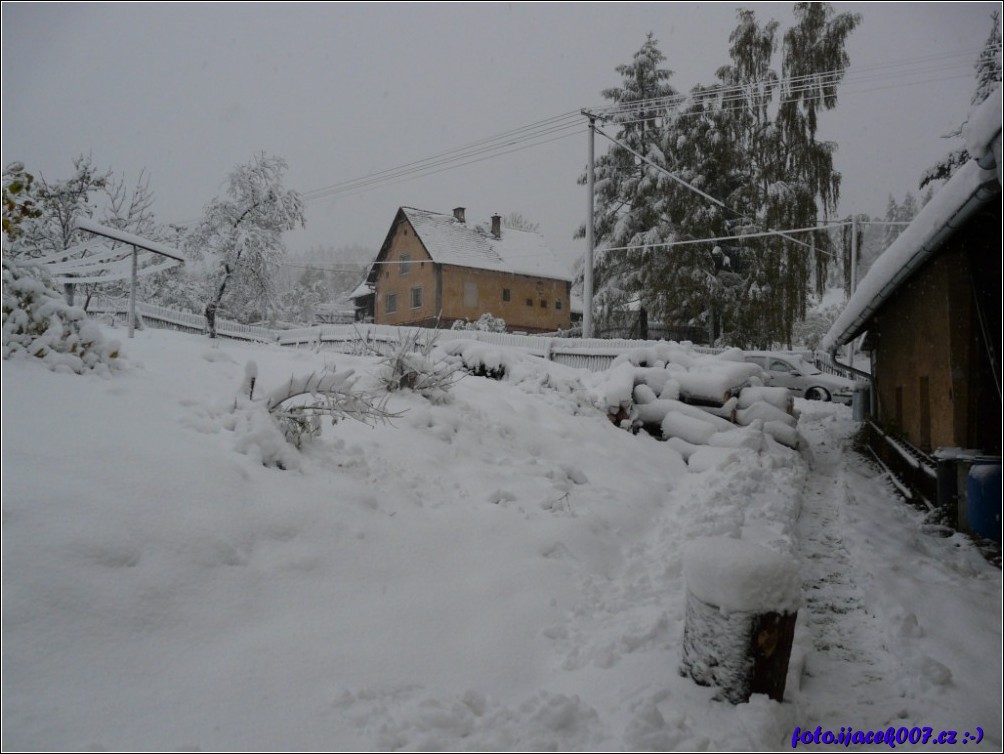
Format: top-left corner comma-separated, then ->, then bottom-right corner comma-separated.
823,88 -> 1002,352
966,85 -> 1003,173
348,279 -> 374,300
397,207 -> 572,282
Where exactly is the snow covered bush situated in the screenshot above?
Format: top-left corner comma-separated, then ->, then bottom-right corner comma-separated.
224,361 -> 398,467
379,330 -> 460,403
450,312 -> 508,333
2,260 -> 123,375
437,339 -> 519,381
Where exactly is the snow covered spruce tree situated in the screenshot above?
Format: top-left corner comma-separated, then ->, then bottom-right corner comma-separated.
576,32 -> 678,337
187,153 -> 305,336
919,9 -> 1002,190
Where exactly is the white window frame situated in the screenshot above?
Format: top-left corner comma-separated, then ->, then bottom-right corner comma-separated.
385,293 -> 398,314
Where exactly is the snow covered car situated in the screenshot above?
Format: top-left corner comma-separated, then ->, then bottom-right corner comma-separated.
743,352 -> 856,404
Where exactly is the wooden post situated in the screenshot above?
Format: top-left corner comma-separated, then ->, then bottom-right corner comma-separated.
680,538 -> 800,704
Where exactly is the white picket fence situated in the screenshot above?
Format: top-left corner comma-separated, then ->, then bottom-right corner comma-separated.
87,299 -> 276,343
277,322 -> 724,371
86,300 -> 726,371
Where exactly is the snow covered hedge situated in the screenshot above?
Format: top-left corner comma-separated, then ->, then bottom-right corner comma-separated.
2,260 -> 123,375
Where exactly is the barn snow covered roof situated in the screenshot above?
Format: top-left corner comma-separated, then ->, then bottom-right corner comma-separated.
822,87 -> 1002,352
400,207 -> 572,282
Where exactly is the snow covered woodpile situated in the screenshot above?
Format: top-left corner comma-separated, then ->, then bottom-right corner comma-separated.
403,338 -> 804,462
2,260 -> 123,375
680,537 -> 800,703
591,343 -> 803,457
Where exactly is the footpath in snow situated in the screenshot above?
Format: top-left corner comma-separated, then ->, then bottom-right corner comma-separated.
1,328 -> 1000,751
788,405 -> 1001,751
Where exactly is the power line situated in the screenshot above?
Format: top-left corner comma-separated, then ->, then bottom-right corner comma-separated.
595,223 -> 841,257
165,45 -> 995,228
301,111 -> 583,201
593,124 -> 823,255
589,44 -> 994,118
295,45 -> 994,204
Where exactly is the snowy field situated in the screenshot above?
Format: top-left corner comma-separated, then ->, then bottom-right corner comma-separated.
2,326 -> 1001,751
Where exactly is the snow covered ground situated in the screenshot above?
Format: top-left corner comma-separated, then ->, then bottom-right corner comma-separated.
2,326 -> 1001,751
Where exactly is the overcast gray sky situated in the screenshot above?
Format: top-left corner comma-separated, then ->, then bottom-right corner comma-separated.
2,2 -> 999,271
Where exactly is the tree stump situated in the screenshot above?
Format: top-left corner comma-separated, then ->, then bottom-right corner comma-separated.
680,538 -> 800,704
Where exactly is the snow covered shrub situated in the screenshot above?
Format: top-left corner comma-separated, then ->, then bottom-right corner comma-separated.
379,330 -> 460,403
225,399 -> 305,470
264,367 -> 397,451
2,260 -> 123,375
438,340 -> 515,380
450,312 -> 508,333
224,362 -> 397,468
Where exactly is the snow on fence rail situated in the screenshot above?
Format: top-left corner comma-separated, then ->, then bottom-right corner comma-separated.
88,299 -> 275,343
85,300 -> 723,368
277,323 -> 724,370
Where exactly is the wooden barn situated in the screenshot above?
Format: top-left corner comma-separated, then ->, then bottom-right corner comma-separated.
823,87 -> 1002,531
363,207 -> 572,333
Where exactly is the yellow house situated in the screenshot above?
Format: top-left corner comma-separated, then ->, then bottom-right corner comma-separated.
366,206 -> 572,333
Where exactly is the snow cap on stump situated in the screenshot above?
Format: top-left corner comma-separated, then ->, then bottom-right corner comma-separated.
683,537 -> 801,614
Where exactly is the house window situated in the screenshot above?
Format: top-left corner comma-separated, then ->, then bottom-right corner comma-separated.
556,300 -> 563,310
400,255 -> 411,275
540,300 -> 548,308
526,298 -> 533,307
502,288 -> 511,302
411,286 -> 423,309
464,281 -> 478,308
385,293 -> 398,314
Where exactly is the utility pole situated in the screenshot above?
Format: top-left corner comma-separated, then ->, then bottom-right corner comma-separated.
848,216 -> 858,366
583,111 -> 596,339
850,215 -> 858,296
129,245 -> 138,338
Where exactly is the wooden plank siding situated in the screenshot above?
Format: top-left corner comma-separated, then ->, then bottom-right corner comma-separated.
868,204 -> 1001,455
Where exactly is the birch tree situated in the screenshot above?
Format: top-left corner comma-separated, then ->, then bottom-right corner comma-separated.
187,153 -> 305,336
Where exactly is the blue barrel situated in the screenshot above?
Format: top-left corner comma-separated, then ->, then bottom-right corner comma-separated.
967,463 -> 1002,542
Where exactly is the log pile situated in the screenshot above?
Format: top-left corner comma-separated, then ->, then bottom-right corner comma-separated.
597,346 -> 804,456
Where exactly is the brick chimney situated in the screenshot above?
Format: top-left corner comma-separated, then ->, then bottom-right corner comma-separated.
453,207 -> 466,223
491,213 -> 501,239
